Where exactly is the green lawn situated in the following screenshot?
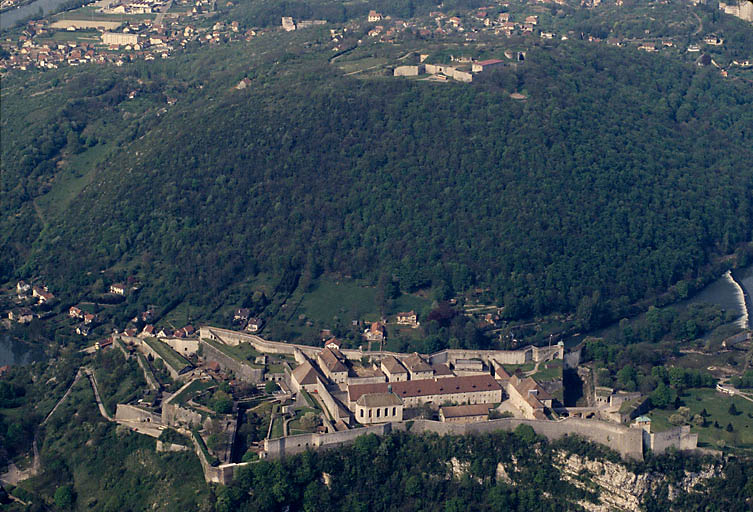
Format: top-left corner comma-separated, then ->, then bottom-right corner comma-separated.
171,379 -> 214,406
34,143 -> 111,220
389,293 -> 432,318
531,360 -> 563,382
201,337 -> 263,367
338,57 -> 389,74
648,388 -> 753,453
502,362 -> 536,374
269,416 -> 284,439
288,407 -> 320,434
299,279 -> 378,325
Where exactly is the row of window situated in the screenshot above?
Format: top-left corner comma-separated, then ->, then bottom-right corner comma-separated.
360,407 -> 398,418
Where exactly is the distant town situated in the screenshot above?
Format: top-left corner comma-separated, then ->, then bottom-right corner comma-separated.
2,0 -> 751,79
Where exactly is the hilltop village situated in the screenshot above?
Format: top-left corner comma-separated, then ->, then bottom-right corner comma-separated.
1,0 -> 751,78
63,319 -> 701,485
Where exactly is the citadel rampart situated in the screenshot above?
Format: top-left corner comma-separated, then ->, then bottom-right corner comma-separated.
316,377 -> 350,422
115,404 -> 162,424
200,326 -> 564,369
163,337 -> 200,356
648,425 -> 698,454
262,417 -> 644,461
200,327 -> 320,358
200,339 -> 264,383
162,380 -> 205,427
405,418 -> 644,460
264,423 -> 390,459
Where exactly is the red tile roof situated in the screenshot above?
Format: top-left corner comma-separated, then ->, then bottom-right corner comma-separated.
348,375 -> 501,403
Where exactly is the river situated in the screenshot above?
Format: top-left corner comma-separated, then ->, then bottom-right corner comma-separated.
1,0 -> 72,30
566,264 -> 753,348
0,333 -> 46,366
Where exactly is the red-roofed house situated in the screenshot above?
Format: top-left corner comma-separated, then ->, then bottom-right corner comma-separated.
96,337 -> 114,350
364,322 -> 386,342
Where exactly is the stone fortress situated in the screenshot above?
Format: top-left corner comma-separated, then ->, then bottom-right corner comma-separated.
106,325 -> 697,484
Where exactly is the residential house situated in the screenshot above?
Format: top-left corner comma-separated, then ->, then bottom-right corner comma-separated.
110,283 -> 127,295
364,322 -> 386,342
704,34 -> 723,46
281,17 -> 296,31
368,10 -> 382,22
324,338 -> 342,350
234,308 -> 251,323
246,317 -> 264,333
140,324 -> 155,338
396,311 -> 418,327
69,306 -> 84,319
16,281 -> 31,295
32,286 -> 54,304
9,308 -> 34,324
96,337 -> 114,350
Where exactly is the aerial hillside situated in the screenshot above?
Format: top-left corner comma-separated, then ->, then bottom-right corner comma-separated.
2,29 -> 753,326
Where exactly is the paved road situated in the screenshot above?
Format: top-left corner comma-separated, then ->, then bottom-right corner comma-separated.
154,0 -> 172,26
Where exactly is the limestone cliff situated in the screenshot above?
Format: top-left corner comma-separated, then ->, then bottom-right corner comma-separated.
552,452 -> 722,512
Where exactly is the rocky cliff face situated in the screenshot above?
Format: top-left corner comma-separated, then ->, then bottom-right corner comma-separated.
552,451 -> 722,511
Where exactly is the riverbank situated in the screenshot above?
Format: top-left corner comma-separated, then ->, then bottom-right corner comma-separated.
0,0 -> 92,31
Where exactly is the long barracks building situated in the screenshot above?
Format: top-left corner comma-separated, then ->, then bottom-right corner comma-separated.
348,374 -> 503,408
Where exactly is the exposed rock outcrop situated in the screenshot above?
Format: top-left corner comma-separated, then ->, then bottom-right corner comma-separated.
553,451 -> 722,511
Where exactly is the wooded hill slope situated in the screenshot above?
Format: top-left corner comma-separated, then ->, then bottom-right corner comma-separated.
2,35 -> 753,324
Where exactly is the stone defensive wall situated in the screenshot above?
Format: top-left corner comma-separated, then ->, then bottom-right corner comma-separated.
135,353 -> 160,390
162,401 -> 203,428
115,404 -> 163,425
131,336 -> 191,381
648,425 -> 698,454
201,326 -> 321,357
200,326 -> 566,367
405,418 -> 644,460
264,423 -> 390,459
429,345 -> 563,366
316,377 -> 350,422
262,416 -> 643,462
156,441 -> 190,453
200,339 -> 264,383
190,430 -> 254,485
163,337 -> 200,356
162,380 -> 205,428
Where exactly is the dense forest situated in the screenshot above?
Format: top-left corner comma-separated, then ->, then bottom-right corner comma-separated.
2,29 -> 753,327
